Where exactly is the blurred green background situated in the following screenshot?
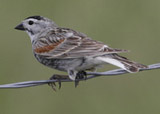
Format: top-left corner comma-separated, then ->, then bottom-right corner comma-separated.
0,0 -> 160,114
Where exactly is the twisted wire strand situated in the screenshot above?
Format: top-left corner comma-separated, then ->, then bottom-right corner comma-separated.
0,63 -> 159,89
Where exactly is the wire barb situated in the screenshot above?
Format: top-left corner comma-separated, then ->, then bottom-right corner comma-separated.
0,63 -> 160,89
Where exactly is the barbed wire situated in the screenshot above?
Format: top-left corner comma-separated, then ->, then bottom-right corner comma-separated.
0,63 -> 159,89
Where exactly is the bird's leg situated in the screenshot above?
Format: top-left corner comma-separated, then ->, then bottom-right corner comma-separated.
75,71 -> 87,87
48,74 -> 68,91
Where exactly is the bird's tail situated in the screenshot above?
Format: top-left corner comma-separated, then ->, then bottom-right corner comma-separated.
97,54 -> 147,72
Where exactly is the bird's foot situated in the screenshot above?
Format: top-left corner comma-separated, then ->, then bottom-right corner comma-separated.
48,74 -> 68,91
75,71 -> 87,87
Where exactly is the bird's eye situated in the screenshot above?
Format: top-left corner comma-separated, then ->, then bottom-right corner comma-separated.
28,21 -> 34,25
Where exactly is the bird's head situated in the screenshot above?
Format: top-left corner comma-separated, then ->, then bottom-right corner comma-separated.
15,16 -> 58,41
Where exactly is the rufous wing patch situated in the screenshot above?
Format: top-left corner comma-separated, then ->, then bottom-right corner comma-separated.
34,39 -> 65,53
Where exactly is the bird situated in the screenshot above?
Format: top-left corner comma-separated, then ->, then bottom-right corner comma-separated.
15,16 -> 147,89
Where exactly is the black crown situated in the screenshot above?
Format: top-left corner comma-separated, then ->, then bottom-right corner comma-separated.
26,16 -> 43,20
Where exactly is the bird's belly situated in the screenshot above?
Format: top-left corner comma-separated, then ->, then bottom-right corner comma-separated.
34,54 -> 85,71
75,57 -> 106,71
34,54 -> 106,72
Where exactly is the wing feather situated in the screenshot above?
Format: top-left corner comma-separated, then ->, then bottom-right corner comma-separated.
33,28 -> 128,59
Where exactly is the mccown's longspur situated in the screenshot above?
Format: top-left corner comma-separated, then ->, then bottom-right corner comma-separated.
15,16 -> 147,88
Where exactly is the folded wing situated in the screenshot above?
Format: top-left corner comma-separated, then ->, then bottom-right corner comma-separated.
34,29 -> 128,59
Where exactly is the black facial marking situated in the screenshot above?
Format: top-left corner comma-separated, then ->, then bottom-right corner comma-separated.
26,28 -> 34,35
29,30 -> 34,35
26,16 -> 43,20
